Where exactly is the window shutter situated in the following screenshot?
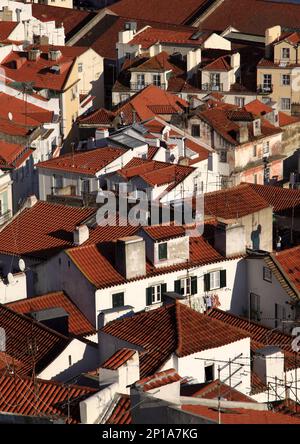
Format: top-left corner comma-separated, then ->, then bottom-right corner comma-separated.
146,287 -> 152,306
191,276 -> 198,295
220,270 -> 227,288
161,283 -> 167,299
204,273 -> 210,292
174,280 -> 181,294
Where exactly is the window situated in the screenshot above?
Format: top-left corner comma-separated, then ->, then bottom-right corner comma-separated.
208,153 -> 213,171
250,293 -> 261,321
174,276 -> 198,297
152,74 -> 161,87
204,364 -> 214,382
158,242 -> 168,260
112,292 -> 124,308
68,355 -> 72,366
254,174 -> 258,184
253,145 -> 257,157
146,283 -> 166,306
281,98 -> 291,111
78,63 -> 83,73
263,141 -> 270,155
275,303 -> 286,329
282,74 -> 290,86
137,74 -> 145,90
220,150 -> 227,163
282,47 -> 290,60
191,124 -> 200,138
263,267 -> 272,283
210,73 -> 220,89
235,96 -> 245,107
263,74 -> 272,91
204,270 -> 226,291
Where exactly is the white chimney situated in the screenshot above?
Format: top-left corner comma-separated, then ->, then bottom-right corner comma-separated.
48,50 -> 62,62
253,346 -> 284,386
115,236 -> 146,279
95,128 -> 109,141
25,195 -> 38,208
231,52 -> 240,71
214,221 -> 246,257
265,25 -> 282,58
28,49 -> 41,61
73,224 -> 89,246
187,48 -> 201,79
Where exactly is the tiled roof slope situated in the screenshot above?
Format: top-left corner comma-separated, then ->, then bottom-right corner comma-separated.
244,100 -> 300,127
37,147 -> 126,174
66,234 -> 223,290
7,292 -> 95,337
105,394 -> 132,424
135,369 -> 181,391
0,22 -> 18,40
0,372 -> 96,423
200,0 -> 300,35
101,348 -> 136,370
274,246 -> 300,298
0,201 -> 95,259
181,379 -> 254,402
77,108 -> 116,126
110,0 -> 211,25
0,304 -> 70,376
244,183 -> 300,213
204,183 -> 270,219
101,302 -> 248,377
32,4 -> 96,40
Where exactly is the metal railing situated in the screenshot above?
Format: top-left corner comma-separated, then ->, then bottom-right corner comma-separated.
0,210 -> 11,226
130,82 -> 167,91
257,84 -> 273,94
201,83 -> 224,92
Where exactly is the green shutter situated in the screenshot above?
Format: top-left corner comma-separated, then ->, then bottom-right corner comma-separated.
191,276 -> 198,295
220,270 -> 227,288
161,283 -> 167,299
204,274 -> 210,292
146,287 -> 152,306
174,280 -> 181,294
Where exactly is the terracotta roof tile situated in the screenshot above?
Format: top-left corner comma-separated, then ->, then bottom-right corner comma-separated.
7,292 -> 95,337
204,183 -> 270,219
102,302 -> 249,377
0,22 -> 18,40
0,372 -> 96,423
101,348 -> 136,370
105,394 -> 132,424
275,246 -> 300,296
77,108 -> 116,126
203,55 -> 232,71
135,368 -> 181,391
142,224 -> 187,241
181,379 -> 254,402
37,147 -> 127,175
244,183 -> 300,212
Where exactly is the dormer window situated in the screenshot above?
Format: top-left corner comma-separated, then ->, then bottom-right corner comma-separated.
158,242 -> 168,260
282,48 -> 290,60
153,74 -> 161,87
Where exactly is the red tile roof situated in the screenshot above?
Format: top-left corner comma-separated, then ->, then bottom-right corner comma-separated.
110,0 -> 211,25
0,304 -> 71,376
142,224 -> 187,241
102,302 -> 249,377
0,142 -> 33,169
274,246 -> 300,296
32,4 -> 96,40
181,379 -> 254,402
130,51 -> 178,72
244,100 -> 300,127
67,233 -> 223,291
200,0 -> 300,35
129,26 -> 210,49
203,55 -> 232,71
37,147 -> 127,175
2,50 -> 76,92
105,394 -> 132,424
78,108 -> 116,126
101,348 -> 136,370
135,368 -> 181,391
0,372 -> 96,423
0,22 -> 18,40
204,183 -> 270,219
0,201 -> 96,259
182,404 -> 300,424
244,183 -> 300,212
7,291 -> 95,337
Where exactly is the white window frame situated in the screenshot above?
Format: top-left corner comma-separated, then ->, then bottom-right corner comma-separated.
281,97 -> 291,111
281,74 -> 290,86
210,271 -> 220,291
282,47 -> 290,60
151,284 -> 162,303
180,277 -> 191,296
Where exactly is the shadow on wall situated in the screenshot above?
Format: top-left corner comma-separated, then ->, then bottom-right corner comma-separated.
229,258 -> 248,316
251,224 -> 261,250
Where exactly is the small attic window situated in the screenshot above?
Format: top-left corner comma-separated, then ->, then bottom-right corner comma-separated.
158,242 -> 168,261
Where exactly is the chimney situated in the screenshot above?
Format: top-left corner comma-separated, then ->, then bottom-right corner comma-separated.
95,128 -> 109,141
214,221 -> 246,257
48,49 -> 62,62
118,22 -> 137,44
115,236 -> 146,279
187,48 -> 201,79
237,124 -> 249,144
28,49 -> 41,62
73,224 -> 89,246
265,25 -> 281,58
230,52 -> 240,71
24,195 -> 38,209
253,346 -> 284,386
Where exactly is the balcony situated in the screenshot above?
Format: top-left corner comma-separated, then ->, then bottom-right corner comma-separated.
0,210 -> 11,226
201,83 -> 223,92
130,82 -> 167,91
257,84 -> 273,94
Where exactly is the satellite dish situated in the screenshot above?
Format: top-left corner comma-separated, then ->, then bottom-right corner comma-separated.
8,112 -> 13,121
7,273 -> 15,285
18,259 -> 25,272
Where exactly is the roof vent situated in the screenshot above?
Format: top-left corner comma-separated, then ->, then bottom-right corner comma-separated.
48,50 -> 62,62
124,21 -> 137,31
28,49 -> 41,62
